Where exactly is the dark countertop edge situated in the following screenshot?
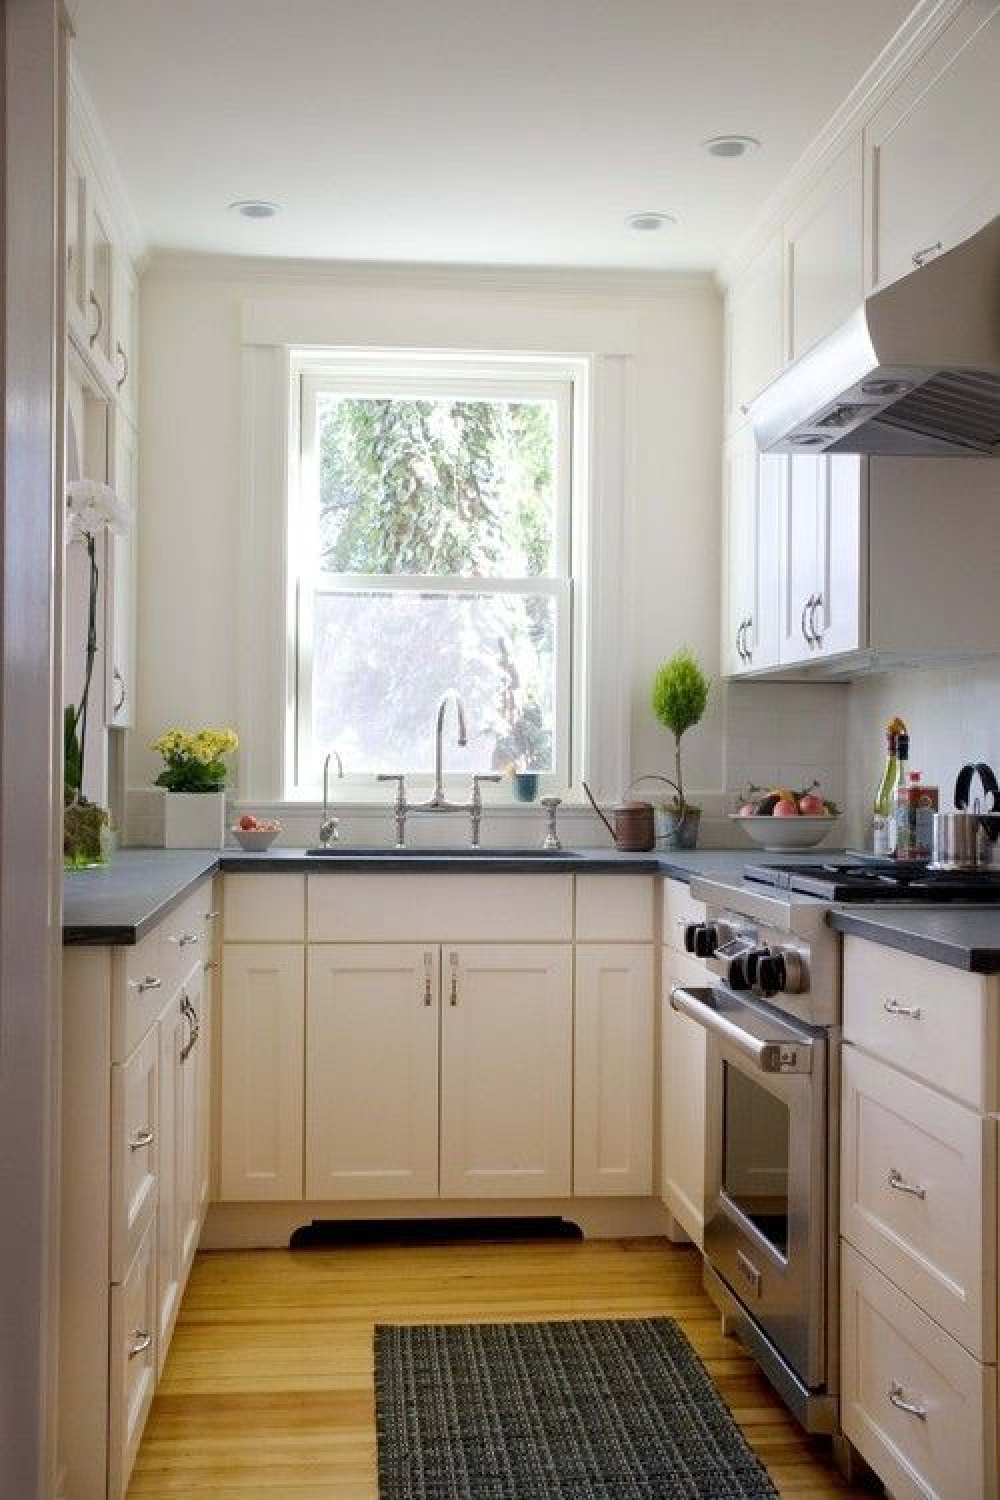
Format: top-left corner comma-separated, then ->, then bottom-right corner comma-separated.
828,908 -> 1000,974
63,850 -> 219,947
216,851 -> 663,874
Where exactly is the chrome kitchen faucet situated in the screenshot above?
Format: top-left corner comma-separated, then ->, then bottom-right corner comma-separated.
319,749 -> 344,847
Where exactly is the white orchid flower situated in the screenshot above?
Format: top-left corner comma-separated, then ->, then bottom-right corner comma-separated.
66,479 -> 131,541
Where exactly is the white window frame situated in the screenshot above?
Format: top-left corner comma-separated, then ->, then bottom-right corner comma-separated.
285,349 -> 588,801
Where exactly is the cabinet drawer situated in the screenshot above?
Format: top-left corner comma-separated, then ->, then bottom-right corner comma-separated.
841,1241 -> 996,1500
575,875 -> 653,942
159,880 -> 214,983
108,1222 -> 157,1500
842,1046 -> 996,1359
843,936 -> 998,1108
224,873 -> 305,942
112,877 -> 215,1061
661,879 -> 705,957
308,873 -> 572,942
110,1025 -> 159,1283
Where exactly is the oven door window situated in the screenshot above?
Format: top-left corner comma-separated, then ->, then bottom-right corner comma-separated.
721,1062 -> 790,1258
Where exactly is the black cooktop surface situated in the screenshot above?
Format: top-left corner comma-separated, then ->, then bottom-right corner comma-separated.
744,859 -> 1000,903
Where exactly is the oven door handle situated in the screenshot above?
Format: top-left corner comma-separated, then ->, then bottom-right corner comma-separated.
669,985 -> 813,1075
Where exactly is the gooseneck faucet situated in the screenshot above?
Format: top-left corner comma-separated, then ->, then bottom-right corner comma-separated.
319,749 -> 344,846
429,689 -> 468,808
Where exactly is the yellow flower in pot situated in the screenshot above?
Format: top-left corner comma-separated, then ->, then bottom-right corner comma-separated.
651,649 -> 710,849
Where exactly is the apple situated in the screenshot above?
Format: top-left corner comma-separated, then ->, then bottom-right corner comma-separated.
239,814 -> 257,830
773,798 -> 800,816
738,803 -> 757,817
798,794 -> 826,816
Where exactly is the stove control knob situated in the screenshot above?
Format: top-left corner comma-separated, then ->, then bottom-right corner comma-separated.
684,923 -> 718,958
742,947 -> 770,986
755,954 -> 786,994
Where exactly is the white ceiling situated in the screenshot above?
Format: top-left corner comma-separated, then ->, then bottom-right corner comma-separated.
69,0 -> 916,273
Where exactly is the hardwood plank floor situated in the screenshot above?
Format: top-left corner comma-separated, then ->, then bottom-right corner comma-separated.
128,1237 -> 876,1498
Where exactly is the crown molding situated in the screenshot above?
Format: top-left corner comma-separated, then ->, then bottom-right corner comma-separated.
143,249 -> 718,301
720,0 -> 967,284
67,55 -> 148,265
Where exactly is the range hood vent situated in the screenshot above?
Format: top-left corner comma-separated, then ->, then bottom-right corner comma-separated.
749,218 -> 1000,457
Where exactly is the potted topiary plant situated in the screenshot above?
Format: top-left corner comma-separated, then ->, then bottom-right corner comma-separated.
651,648 -> 710,849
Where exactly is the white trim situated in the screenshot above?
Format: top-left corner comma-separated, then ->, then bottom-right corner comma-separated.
67,55 -> 147,265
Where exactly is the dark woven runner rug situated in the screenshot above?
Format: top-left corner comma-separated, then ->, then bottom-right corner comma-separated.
374,1317 -> 779,1499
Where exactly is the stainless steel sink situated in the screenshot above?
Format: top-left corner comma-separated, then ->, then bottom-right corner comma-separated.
304,846 -> 574,859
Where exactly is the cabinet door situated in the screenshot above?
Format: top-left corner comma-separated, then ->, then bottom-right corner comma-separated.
866,1 -> 1000,291
110,1024 -> 159,1284
440,944 -> 572,1198
725,231 -> 784,430
178,960 -> 208,1275
218,944 -> 305,1201
104,409 -> 137,726
156,987 -> 185,1370
108,1220 -> 157,1500
305,945 -> 440,1199
660,950 -> 711,1246
722,427 -> 782,677
781,453 -> 864,664
781,454 -> 823,665
573,944 -> 653,1196
785,137 -> 864,360
65,143 -> 88,346
112,250 -> 138,423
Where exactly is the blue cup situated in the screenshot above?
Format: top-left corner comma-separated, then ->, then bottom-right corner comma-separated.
512,772 -> 538,803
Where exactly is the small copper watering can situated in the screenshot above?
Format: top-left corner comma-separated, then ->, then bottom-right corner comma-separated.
582,775 -> 680,852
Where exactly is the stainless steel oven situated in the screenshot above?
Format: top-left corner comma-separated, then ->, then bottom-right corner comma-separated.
670,878 -> 842,1434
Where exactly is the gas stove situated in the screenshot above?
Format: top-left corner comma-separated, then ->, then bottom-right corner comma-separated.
743,858 -> 1000,903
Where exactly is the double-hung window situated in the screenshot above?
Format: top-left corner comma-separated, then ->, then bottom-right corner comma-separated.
289,352 -> 583,796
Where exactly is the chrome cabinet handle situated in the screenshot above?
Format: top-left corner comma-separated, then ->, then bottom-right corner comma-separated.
884,997 -> 922,1019
423,951 -> 434,1007
180,994 -> 200,1062
809,593 -> 823,642
128,1127 -> 155,1152
112,667 -> 126,714
202,911 -> 220,921
128,1330 -> 152,1360
912,241 -> 942,269
128,975 -> 162,995
116,340 -> 129,390
800,595 -> 817,646
204,958 -> 219,971
735,621 -> 745,662
888,1381 -> 927,1419
88,290 -> 103,346
448,951 -> 459,1006
169,932 -> 199,949
888,1166 -> 926,1200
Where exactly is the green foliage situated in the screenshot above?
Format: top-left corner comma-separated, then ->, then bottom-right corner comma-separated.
651,649 -> 710,810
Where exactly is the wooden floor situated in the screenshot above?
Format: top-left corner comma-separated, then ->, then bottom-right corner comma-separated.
128,1236 -> 876,1499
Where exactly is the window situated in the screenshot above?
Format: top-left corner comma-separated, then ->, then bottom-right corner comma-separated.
288,352 -> 584,796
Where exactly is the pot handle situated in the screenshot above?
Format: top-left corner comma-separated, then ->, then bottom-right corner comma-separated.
625,773 -> 681,802
954,762 -> 999,812
581,780 -> 617,844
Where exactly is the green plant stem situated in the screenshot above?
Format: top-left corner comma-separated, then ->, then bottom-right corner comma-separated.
67,533 -> 98,798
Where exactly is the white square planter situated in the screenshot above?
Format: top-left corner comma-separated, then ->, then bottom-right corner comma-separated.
163,790 -> 226,849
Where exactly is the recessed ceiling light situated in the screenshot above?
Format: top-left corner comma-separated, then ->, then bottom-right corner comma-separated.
701,135 -> 761,159
229,199 -> 280,219
626,211 -> 677,232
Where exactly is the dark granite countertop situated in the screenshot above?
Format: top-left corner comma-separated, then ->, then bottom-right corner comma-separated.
61,845 -> 1000,971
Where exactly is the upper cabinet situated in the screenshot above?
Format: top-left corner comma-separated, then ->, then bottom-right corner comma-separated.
865,0 -> 1000,291
785,138 -> 864,361
725,231 -> 783,432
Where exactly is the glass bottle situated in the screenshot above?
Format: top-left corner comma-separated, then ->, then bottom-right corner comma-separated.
892,732 -> 911,859
872,727 -> 898,857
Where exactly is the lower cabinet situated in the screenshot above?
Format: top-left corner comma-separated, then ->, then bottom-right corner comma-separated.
59,877 -> 215,1500
659,879 -> 710,1245
573,943 -> 653,1196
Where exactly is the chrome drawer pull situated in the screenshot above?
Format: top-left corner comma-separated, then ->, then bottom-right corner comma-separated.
883,997 -> 922,1019
888,1167 -> 926,1200
128,1127 -> 154,1152
128,975 -> 162,995
170,932 -> 199,948
423,951 -> 434,1007
911,241 -> 942,269
202,910 -> 220,921
128,1330 -> 152,1360
888,1381 -> 927,1420
449,951 -> 459,1006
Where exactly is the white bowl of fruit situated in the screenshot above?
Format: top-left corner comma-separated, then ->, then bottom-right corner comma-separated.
729,785 -> 840,850
230,814 -> 282,852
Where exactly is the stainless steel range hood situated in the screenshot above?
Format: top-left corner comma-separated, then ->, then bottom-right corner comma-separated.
749,217 -> 1000,457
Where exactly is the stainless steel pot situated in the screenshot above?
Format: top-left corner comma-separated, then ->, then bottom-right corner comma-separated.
931,811 -> 985,870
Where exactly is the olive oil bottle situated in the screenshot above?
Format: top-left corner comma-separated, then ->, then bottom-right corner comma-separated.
872,717 -> 906,857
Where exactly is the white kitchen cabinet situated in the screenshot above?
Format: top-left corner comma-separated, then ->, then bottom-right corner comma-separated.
725,230 -> 784,432
305,944 -> 440,1200
659,880 -> 711,1245
779,453 -> 865,666
104,408 -> 137,727
865,0 -> 1000,292
840,935 -> 1000,1499
60,876 -> 215,1500
574,944 -> 653,1197
784,136 -> 864,360
440,943 -> 573,1198
722,426 -> 782,676
218,942 -> 305,1201
112,249 -> 138,423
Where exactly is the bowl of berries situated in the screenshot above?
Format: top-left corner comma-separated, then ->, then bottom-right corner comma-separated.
728,783 -> 841,850
230,814 -> 282,852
